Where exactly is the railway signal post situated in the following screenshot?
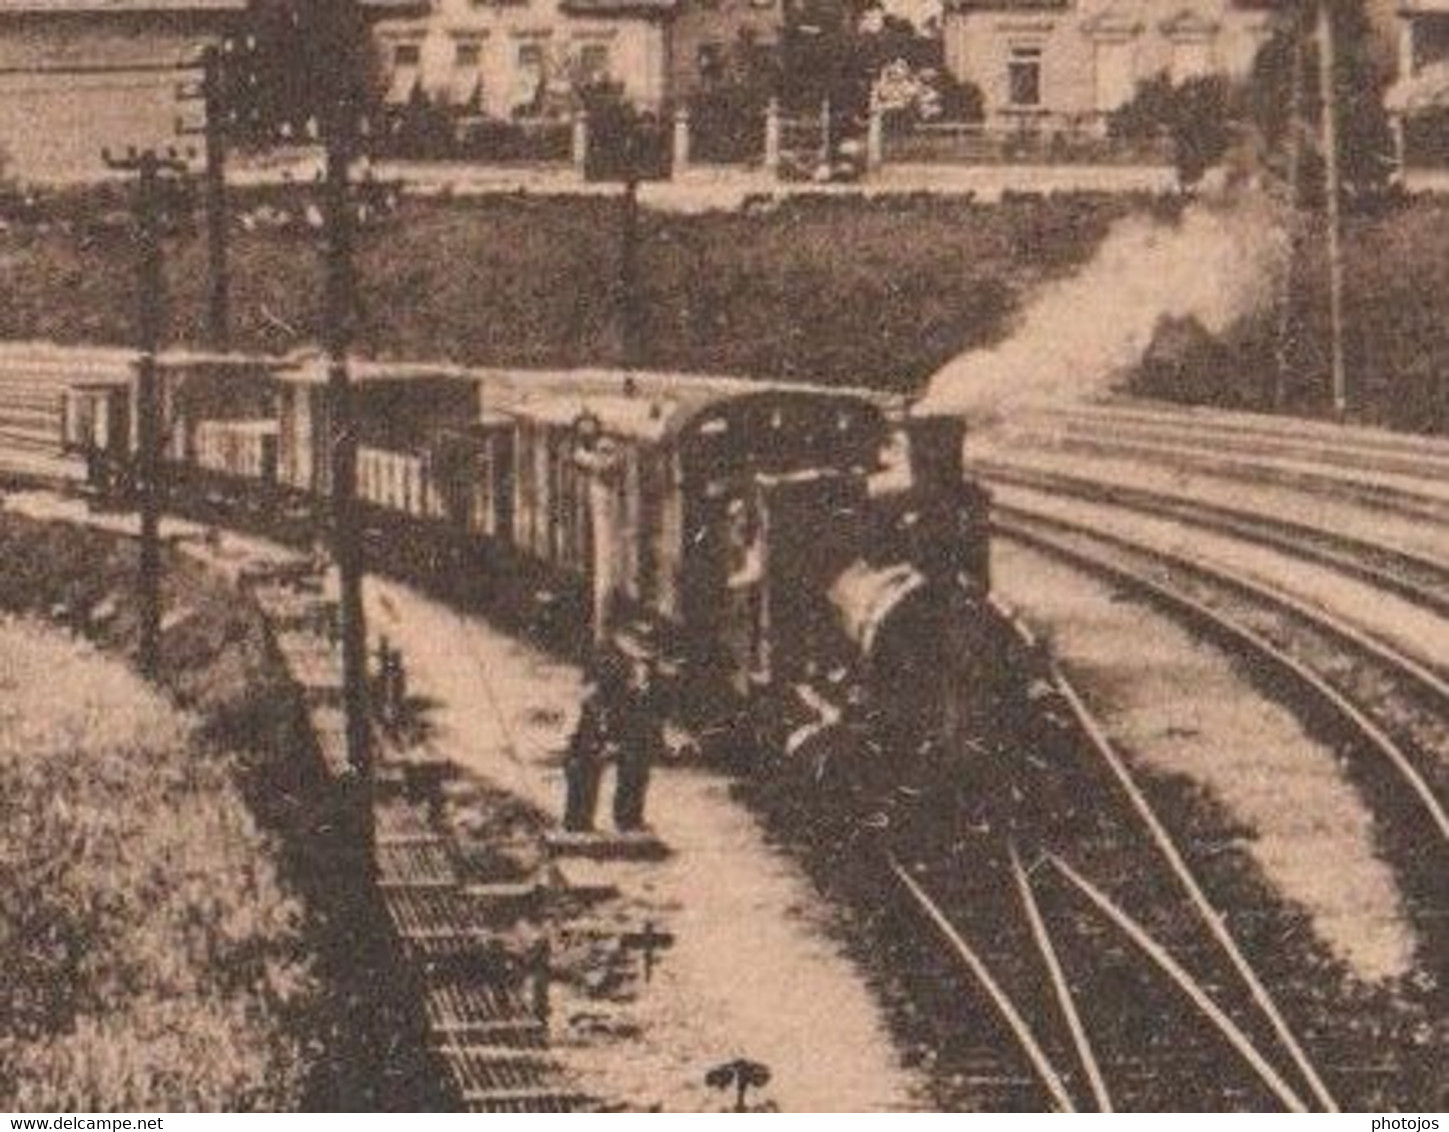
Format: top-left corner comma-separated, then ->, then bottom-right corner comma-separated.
102,146 -> 190,679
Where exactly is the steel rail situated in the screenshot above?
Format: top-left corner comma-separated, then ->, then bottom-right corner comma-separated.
1046,853 -> 1314,1113
991,490 -> 1449,706
1019,435 -> 1449,525
1008,838 -> 1113,1112
976,461 -> 1449,620
1047,671 -> 1340,1111
995,511 -> 1449,843
1035,400 -> 1449,462
885,851 -> 1078,1113
986,589 -> 1339,1109
1023,407 -> 1449,484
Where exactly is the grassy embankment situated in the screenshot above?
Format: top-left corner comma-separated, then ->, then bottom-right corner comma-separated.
0,515 -> 433,1111
1131,201 -> 1449,434
0,192 -> 1128,393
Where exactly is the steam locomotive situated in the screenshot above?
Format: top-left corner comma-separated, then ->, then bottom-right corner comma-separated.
59,351 -> 997,768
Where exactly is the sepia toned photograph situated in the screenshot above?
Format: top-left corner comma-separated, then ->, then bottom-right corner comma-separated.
0,0 -> 1443,1114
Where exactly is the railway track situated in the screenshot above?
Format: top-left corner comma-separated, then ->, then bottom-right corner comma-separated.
887,541 -> 1446,1109
1027,402 -> 1449,486
988,505 -> 1449,847
973,462 -> 1449,622
997,405 -> 1449,527
882,605 -> 1349,1112
889,404 -> 1449,1110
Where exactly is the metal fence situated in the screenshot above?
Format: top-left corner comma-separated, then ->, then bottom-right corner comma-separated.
882,122 -> 1174,167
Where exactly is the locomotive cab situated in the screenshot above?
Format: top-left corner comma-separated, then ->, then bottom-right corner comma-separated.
673,390 -> 888,720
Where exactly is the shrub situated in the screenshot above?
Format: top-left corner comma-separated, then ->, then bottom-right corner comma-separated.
0,618 -> 318,1111
690,82 -> 769,164
580,83 -> 670,181
1109,72 -> 1236,185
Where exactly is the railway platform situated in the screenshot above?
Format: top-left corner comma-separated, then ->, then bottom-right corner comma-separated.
0,487 -> 926,1113
359,572 -> 929,1112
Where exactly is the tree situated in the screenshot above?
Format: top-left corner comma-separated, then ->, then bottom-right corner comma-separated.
689,30 -> 781,163
860,10 -> 983,126
238,0 -> 380,139
1108,72 -> 1237,186
1248,0 -> 1395,205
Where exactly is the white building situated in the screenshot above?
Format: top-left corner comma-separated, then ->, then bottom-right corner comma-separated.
370,0 -> 673,119
0,0 -> 244,184
940,0 -> 1273,128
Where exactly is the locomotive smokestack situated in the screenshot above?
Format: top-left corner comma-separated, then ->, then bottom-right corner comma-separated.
899,413 -> 989,588
905,414 -> 966,493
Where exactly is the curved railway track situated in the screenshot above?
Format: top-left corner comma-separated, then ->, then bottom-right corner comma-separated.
973,461 -> 1449,623
988,506 -> 1449,846
1000,404 -> 1449,527
881,604 -> 1350,1112
893,409 -> 1448,1110
1,366 -> 1444,1112
1027,403 -> 1449,487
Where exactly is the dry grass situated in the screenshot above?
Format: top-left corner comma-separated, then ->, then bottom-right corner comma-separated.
0,617 -> 318,1111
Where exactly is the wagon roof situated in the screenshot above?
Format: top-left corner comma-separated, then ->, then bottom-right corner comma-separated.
278,352 -> 902,441
0,342 -> 284,383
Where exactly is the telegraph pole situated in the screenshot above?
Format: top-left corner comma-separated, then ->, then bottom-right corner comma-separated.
103,147 -> 189,679
1275,7 -> 1307,410
620,169 -> 640,370
321,94 -> 374,859
1316,0 -> 1349,419
180,36 -> 261,351
201,44 -> 231,350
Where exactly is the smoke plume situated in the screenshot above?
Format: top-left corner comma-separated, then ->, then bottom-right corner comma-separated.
917,192 -> 1288,421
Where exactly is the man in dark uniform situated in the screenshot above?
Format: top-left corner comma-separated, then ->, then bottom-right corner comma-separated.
613,654 -> 664,832
563,651 -> 626,832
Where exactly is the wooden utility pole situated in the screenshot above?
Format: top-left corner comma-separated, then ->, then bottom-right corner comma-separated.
620,171 -> 640,370
321,95 -> 374,858
180,36 -> 261,351
1316,0 -> 1349,419
103,147 -> 189,679
1275,10 -> 1307,410
201,44 -> 231,351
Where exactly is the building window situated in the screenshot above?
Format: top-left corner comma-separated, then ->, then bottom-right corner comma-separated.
578,42 -> 611,81
455,41 -> 482,67
514,41 -> 546,108
386,41 -> 424,104
1007,46 -> 1042,107
698,41 -> 726,83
